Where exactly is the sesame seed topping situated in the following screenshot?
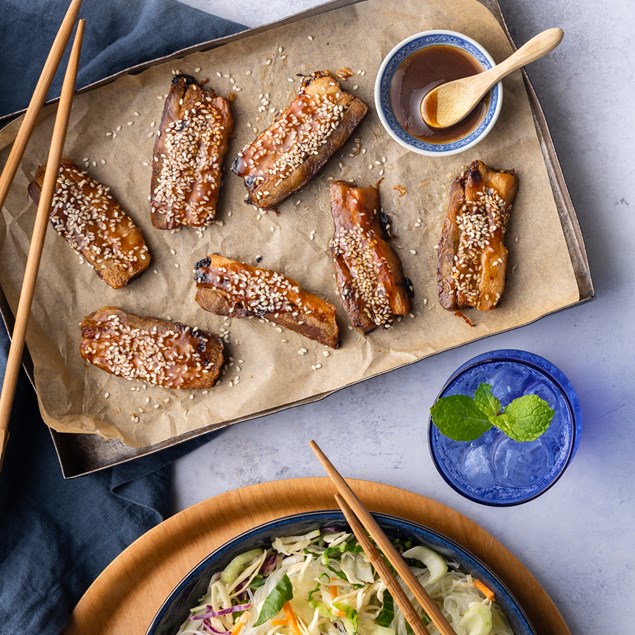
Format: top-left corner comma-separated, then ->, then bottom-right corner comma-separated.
452,186 -> 511,304
197,260 -> 314,320
235,77 -> 349,199
80,310 -> 222,389
48,162 -> 149,282
151,80 -> 228,228
331,223 -> 393,327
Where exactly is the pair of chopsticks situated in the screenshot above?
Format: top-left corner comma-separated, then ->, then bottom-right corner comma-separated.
309,440 -> 457,635
0,0 -> 85,470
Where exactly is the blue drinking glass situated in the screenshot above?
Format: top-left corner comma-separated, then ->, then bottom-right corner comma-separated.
429,350 -> 581,506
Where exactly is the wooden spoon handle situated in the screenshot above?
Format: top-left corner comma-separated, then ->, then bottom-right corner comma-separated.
483,27 -> 564,87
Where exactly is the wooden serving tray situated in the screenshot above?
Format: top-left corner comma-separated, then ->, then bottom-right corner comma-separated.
65,478 -> 571,635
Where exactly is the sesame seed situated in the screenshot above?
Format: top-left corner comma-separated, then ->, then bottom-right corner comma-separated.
104,391 -> 110,398
298,348 -> 308,355
308,35 -> 314,40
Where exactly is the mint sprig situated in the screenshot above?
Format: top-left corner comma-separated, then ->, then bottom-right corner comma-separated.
430,383 -> 554,442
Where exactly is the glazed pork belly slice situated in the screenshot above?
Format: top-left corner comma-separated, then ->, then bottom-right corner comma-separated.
80,307 -> 224,389
329,180 -> 412,333
194,254 -> 339,348
150,74 -> 233,229
437,160 -> 518,311
28,158 -> 150,289
232,70 -> 367,210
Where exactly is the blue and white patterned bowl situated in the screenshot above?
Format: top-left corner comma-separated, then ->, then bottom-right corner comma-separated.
374,30 -> 502,156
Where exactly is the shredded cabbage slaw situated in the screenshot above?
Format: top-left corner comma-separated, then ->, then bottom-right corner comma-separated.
177,528 -> 514,635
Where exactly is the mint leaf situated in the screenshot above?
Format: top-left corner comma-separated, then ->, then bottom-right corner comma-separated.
254,573 -> 293,626
474,383 -> 501,418
430,395 -> 492,441
493,394 -> 555,441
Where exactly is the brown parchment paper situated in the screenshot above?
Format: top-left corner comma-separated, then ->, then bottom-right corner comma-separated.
0,0 -> 580,448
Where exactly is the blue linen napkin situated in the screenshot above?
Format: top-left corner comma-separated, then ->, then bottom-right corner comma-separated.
0,1 -> 244,632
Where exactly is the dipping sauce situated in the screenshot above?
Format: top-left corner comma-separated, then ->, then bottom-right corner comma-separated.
390,45 -> 489,144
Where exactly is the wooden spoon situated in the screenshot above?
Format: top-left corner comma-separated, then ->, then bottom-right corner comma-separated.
421,27 -> 564,129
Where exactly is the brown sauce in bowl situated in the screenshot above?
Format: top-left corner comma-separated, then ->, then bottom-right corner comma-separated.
390,45 -> 489,144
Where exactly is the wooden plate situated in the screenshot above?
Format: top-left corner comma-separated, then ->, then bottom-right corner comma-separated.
66,478 -> 570,634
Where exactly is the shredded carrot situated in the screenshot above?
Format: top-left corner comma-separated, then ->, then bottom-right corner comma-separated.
329,585 -> 345,617
283,602 -> 302,635
230,610 -> 251,635
473,579 -> 495,601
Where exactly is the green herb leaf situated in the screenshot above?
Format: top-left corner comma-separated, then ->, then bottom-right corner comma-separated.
249,574 -> 265,589
493,394 -> 555,441
430,395 -> 492,441
474,383 -> 501,418
254,573 -> 293,626
375,591 -> 394,627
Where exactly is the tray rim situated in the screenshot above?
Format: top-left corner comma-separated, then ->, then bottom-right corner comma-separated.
64,477 -> 572,635
0,0 -> 594,478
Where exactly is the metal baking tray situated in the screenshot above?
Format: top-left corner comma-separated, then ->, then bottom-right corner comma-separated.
0,0 -> 593,478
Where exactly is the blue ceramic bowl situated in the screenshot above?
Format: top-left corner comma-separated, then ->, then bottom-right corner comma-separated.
147,511 -> 535,635
374,30 -> 502,156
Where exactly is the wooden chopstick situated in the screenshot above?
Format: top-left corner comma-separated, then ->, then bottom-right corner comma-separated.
335,493 -> 431,635
309,440 -> 457,635
0,0 -> 82,211
0,19 -> 86,470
